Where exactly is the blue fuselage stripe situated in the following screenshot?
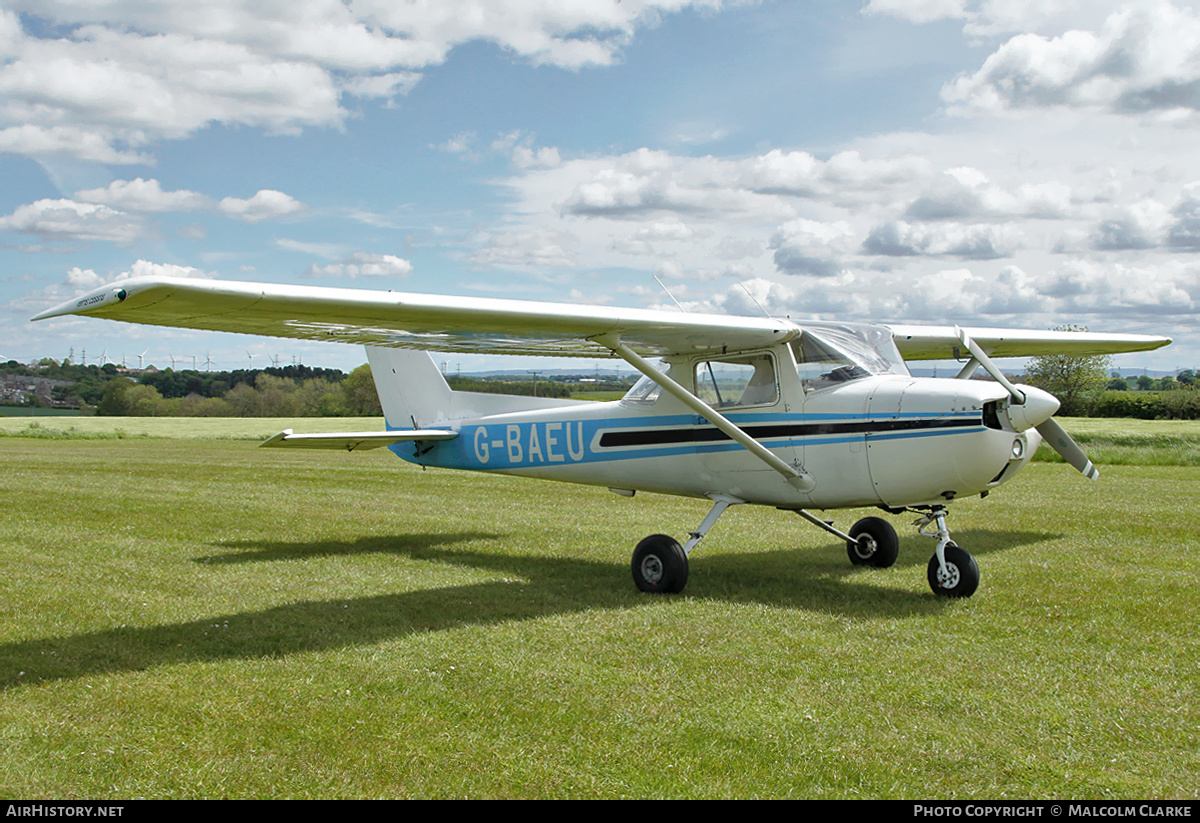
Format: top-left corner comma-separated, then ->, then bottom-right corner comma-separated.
395,412 -> 985,471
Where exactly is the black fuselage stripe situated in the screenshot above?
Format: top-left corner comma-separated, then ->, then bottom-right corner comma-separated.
598,417 -> 981,448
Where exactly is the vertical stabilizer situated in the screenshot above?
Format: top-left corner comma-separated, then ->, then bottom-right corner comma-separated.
365,346 -> 453,428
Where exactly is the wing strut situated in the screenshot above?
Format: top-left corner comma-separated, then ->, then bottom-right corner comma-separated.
594,334 -> 814,491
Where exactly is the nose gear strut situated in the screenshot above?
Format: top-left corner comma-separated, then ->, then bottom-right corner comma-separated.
909,505 -> 980,598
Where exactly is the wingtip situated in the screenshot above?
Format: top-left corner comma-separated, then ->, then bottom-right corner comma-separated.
31,284 -> 133,323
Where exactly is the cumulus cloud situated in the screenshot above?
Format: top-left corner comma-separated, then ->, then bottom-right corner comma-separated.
903,167 -> 1074,220
943,2 -> 1200,116
339,71 -> 422,101
303,252 -> 413,278
864,0 -> 1090,34
121,259 -> 213,281
1042,259 -> 1198,314
467,228 -> 579,269
558,147 -> 928,220
217,190 -> 304,223
1089,199 -> 1171,250
862,220 -> 1023,259
74,179 -> 211,213
1166,181 -> 1200,249
863,0 -> 969,24
16,259 -> 212,315
0,1 -> 725,162
0,199 -> 146,245
770,218 -> 856,277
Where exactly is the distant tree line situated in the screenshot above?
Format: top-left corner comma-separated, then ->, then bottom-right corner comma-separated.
445,374 -> 633,398
8,351 -> 1196,418
96,365 -> 383,417
1,358 -> 381,417
3,357 -> 638,416
1022,328 -> 1198,419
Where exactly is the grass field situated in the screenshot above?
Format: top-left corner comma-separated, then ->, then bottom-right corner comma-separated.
1,418 -> 1196,798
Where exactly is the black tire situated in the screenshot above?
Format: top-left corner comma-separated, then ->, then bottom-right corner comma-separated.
847,516 -> 899,568
632,534 -> 689,594
927,543 -> 980,598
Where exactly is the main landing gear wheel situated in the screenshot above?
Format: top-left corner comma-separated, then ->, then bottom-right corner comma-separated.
847,516 -> 899,568
927,543 -> 980,598
632,534 -> 689,594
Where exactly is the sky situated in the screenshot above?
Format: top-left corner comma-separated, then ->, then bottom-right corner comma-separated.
2,0 -> 1197,376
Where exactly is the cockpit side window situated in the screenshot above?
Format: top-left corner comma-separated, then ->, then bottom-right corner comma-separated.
693,353 -> 778,408
792,335 -> 868,391
790,325 -> 907,392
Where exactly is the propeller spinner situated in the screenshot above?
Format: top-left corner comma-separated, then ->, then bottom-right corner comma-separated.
956,327 -> 1099,481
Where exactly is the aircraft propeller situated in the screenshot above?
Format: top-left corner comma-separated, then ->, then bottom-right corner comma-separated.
956,327 -> 1099,481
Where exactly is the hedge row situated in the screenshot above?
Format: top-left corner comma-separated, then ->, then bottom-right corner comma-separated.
1089,390 -> 1200,419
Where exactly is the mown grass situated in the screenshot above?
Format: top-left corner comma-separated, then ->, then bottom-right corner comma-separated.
0,423 -> 1196,798
1033,418 -> 1200,466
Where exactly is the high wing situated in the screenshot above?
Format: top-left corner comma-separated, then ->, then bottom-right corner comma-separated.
31,276 -> 795,357
33,276 -> 1171,359
887,324 -> 1170,359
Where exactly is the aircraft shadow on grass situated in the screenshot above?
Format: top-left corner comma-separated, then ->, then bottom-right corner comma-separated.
0,527 -> 1054,690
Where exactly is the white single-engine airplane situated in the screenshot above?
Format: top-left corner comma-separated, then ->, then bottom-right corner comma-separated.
34,277 -> 1171,598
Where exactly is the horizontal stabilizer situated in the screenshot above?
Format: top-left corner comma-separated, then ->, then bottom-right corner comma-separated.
260,428 -> 457,452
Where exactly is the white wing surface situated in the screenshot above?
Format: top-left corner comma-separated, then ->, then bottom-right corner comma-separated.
31,276 -> 795,357
886,324 -> 1170,360
32,276 -> 1171,359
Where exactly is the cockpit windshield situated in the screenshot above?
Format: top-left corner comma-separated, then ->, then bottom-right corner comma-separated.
622,373 -> 662,404
790,323 -> 908,392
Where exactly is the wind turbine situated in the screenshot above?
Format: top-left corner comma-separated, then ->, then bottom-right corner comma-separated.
136,348 -> 149,369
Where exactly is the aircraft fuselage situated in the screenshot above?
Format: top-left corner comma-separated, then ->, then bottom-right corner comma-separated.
391,354 -> 1039,511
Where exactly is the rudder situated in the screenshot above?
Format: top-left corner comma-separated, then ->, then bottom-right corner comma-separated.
365,346 -> 453,428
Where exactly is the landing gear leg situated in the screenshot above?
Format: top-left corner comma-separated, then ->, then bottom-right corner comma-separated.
631,495 -> 743,594
913,506 -> 979,598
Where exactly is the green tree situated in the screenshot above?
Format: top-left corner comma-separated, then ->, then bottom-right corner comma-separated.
340,364 -> 382,416
1024,325 -> 1110,416
97,377 -> 135,416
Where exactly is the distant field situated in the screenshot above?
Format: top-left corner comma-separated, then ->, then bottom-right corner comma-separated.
0,427 -> 1196,798
0,416 -> 384,440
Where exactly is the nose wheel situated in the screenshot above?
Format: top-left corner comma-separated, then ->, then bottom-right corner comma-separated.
913,507 -> 980,598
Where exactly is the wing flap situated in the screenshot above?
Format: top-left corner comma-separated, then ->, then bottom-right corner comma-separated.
260,428 -> 457,452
